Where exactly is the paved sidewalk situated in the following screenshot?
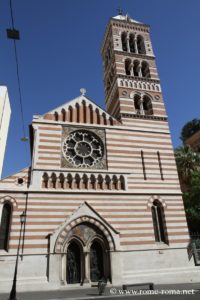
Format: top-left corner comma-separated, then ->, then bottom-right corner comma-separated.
0,283 -> 200,300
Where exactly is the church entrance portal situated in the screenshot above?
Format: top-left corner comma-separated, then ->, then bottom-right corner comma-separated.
64,221 -> 111,284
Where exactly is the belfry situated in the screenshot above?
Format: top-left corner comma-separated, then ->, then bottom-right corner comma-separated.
0,12 -> 199,292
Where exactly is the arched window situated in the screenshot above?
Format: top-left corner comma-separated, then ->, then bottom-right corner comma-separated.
76,103 -> 80,123
0,203 -> 12,251
137,35 -> 146,54
105,175 -> 111,189
42,172 -> 49,188
67,173 -> 73,189
119,175 -> 125,190
121,32 -> 127,51
90,174 -> 96,189
134,95 -> 141,113
74,174 -> 81,189
97,174 -> 103,190
112,175 -> 118,190
82,174 -> 88,189
51,173 -> 57,189
151,200 -> 167,243
69,106 -> 73,122
133,60 -> 140,77
125,59 -> 131,75
61,109 -> 66,122
54,111 -> 59,121
59,173 -> 65,189
141,61 -> 150,78
143,95 -> 153,115
129,33 -> 135,53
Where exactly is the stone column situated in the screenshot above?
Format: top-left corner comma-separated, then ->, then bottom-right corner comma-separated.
83,251 -> 90,283
126,37 -> 130,52
139,99 -> 144,115
130,63 -> 134,76
134,38 -> 138,54
138,65 -> 142,77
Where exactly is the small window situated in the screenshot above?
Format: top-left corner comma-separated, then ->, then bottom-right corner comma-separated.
0,203 -> 12,251
151,200 -> 167,243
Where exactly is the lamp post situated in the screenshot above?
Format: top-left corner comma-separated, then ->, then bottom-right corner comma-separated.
9,211 -> 26,300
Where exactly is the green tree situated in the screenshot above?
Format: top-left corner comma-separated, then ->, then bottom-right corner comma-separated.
175,146 -> 200,187
183,172 -> 200,232
180,118 -> 200,144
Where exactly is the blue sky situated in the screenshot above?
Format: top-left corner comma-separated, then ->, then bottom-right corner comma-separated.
0,0 -> 200,178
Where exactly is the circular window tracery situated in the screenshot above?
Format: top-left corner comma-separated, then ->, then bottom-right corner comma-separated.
62,130 -> 104,168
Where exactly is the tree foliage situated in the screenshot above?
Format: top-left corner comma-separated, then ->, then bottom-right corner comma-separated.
180,118 -> 200,144
183,172 -> 200,232
175,146 -> 200,186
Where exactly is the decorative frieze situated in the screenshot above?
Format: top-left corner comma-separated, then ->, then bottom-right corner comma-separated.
42,172 -> 126,191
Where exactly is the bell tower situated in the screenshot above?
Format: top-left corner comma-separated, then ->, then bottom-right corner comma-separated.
101,13 -> 167,123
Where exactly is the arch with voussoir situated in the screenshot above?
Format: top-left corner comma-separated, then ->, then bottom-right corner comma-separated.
54,215 -> 115,253
0,195 -> 17,207
147,195 -> 167,209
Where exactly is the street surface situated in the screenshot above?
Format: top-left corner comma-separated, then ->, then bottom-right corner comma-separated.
0,284 -> 200,300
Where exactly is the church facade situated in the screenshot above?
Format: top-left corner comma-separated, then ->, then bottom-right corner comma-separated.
0,14 -> 199,292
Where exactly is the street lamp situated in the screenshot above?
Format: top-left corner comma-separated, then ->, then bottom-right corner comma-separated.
9,211 -> 26,300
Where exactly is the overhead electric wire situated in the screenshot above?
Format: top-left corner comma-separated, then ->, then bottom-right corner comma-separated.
9,0 -> 26,139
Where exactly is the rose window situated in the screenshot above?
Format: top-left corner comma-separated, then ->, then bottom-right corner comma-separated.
62,130 -> 104,168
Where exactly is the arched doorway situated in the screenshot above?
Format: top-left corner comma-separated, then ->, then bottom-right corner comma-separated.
67,241 -> 81,284
90,240 -> 104,282
56,217 -> 115,285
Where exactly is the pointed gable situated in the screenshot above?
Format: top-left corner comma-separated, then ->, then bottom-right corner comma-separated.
50,201 -> 120,253
0,167 -> 31,188
41,95 -> 120,126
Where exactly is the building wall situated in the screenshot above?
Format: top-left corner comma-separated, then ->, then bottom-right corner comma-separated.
0,188 -> 199,292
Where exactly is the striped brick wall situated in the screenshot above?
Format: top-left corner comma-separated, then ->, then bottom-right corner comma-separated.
6,193 -> 189,254
35,125 -> 62,169
29,113 -> 181,195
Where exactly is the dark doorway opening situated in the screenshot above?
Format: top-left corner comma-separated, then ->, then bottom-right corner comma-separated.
67,241 -> 81,284
90,240 -> 104,282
